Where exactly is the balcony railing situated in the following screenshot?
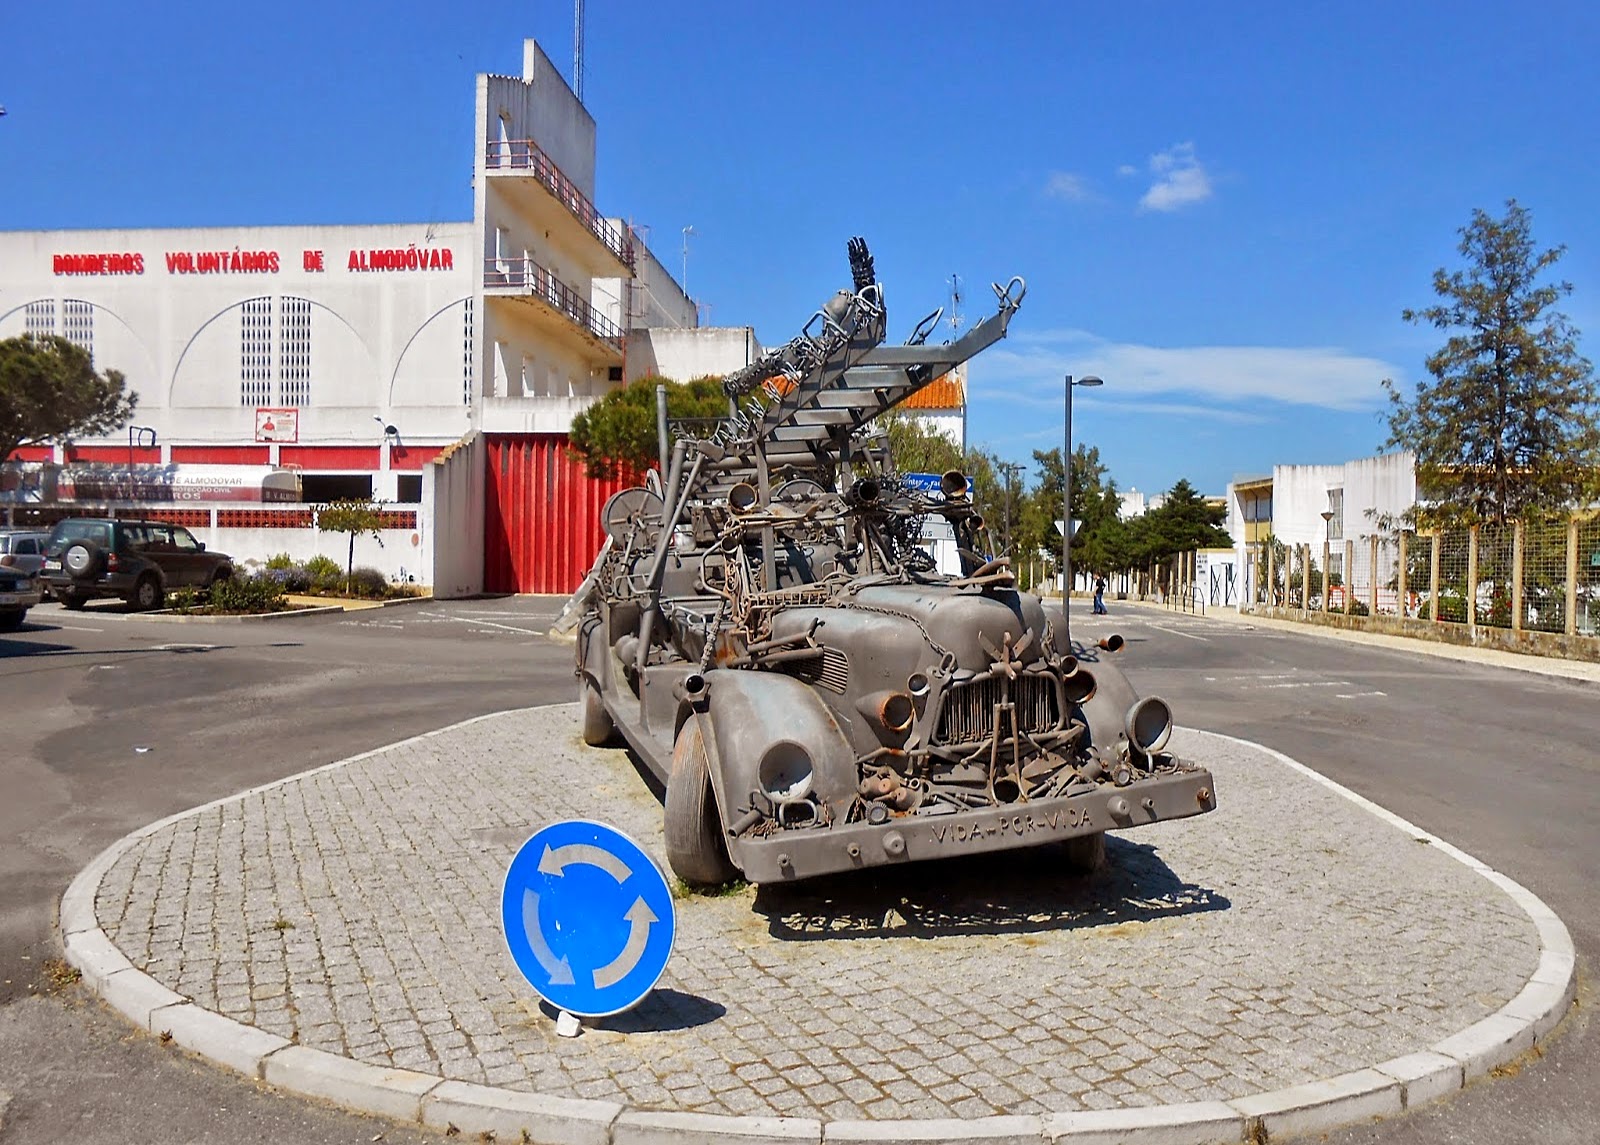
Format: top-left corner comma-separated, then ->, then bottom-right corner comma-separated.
485,139 -> 634,270
485,257 -> 624,351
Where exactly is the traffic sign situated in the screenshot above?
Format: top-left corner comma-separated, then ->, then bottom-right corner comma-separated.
501,819 -> 676,1018
903,472 -> 972,499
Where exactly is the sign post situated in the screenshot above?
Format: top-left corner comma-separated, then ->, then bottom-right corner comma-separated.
501,819 -> 676,1034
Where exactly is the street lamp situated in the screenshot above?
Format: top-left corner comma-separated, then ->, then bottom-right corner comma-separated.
997,461 -> 1022,557
1063,374 -> 1104,639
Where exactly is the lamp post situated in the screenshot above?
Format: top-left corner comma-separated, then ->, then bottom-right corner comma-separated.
1063,374 -> 1104,637
997,461 -> 1022,557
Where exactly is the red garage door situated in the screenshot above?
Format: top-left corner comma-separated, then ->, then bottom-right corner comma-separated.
483,434 -> 634,594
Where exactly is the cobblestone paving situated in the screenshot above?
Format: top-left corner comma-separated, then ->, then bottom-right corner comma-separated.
95,708 -> 1539,1119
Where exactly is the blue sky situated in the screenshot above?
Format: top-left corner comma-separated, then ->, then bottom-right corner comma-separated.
3,1 -> 1597,497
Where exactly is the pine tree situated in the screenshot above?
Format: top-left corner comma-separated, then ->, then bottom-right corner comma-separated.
1384,200 -> 1599,523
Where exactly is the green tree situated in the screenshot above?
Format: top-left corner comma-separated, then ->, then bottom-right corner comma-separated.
569,374 -> 731,480
882,411 -> 964,476
1021,445 -> 1125,581
1384,200 -> 1600,524
0,334 -> 137,464
317,499 -> 386,594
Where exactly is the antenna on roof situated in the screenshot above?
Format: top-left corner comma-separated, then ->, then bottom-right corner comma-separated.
948,273 -> 964,333
573,0 -> 585,102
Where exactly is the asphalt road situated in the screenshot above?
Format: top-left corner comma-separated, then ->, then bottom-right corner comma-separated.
1073,604 -> 1596,1145
0,595 -> 1592,1143
0,596 -> 578,1144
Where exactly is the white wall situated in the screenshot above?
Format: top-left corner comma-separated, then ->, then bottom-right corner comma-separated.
625,326 -> 758,382
217,525 -> 425,583
0,223 -> 474,452
423,432 -> 485,598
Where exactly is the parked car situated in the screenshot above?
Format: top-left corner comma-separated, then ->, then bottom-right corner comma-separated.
41,518 -> 234,611
0,564 -> 43,631
0,529 -> 51,577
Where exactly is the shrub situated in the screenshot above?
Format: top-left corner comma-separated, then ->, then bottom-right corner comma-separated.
208,573 -> 288,613
264,552 -> 296,570
304,554 -> 344,591
168,586 -> 201,613
261,565 -> 312,593
346,566 -> 390,599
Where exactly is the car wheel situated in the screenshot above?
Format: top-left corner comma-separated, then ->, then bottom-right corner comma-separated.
579,677 -> 617,746
0,611 -> 23,632
1061,831 -> 1106,874
130,574 -> 164,612
664,718 -> 739,886
60,592 -> 89,611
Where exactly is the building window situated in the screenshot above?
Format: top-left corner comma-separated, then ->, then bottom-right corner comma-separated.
1327,489 -> 1344,542
279,296 -> 312,407
240,297 -> 273,407
302,473 -> 373,502
462,297 -> 475,405
396,474 -> 422,503
61,300 -> 93,356
25,300 -> 55,337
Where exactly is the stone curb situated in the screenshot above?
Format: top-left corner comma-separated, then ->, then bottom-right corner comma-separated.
59,710 -> 1578,1145
140,604 -> 347,622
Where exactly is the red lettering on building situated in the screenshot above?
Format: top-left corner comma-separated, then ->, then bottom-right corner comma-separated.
52,252 -> 145,276
303,249 -> 325,272
163,250 -> 281,275
345,246 -> 456,272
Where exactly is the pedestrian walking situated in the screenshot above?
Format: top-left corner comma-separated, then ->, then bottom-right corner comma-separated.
1093,576 -> 1107,614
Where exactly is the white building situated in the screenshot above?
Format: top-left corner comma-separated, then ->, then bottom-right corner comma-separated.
0,40 -> 755,593
1226,451 -> 1417,604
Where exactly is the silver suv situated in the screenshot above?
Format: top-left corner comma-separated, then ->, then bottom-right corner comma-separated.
0,530 -> 47,631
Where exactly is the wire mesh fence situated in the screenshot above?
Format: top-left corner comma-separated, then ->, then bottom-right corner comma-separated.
1345,539 -> 1373,616
1523,520 -> 1569,634
1406,531 -> 1434,619
1256,518 -> 1600,641
1578,519 -> 1600,637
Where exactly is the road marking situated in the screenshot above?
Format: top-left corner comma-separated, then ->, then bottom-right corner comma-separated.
1146,622 -> 1209,641
1336,691 -> 1388,699
450,617 -> 546,636
1258,681 -> 1348,689
41,623 -> 105,632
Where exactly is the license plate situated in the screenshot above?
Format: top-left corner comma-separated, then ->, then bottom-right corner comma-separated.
0,594 -> 16,606
43,559 -> 60,571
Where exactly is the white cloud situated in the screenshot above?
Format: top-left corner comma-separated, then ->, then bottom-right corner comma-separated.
1116,164 -> 1139,178
1137,142 -> 1212,212
980,329 -> 1402,414
1044,171 -> 1092,201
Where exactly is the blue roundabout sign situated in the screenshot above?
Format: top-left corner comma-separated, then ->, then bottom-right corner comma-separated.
500,819 -> 676,1018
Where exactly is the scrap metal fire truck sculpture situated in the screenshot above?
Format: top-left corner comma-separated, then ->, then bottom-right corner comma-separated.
574,240 -> 1216,884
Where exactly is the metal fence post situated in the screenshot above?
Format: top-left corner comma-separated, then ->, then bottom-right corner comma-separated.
1265,544 -> 1275,610
1344,540 -> 1354,614
1467,524 -> 1479,632
1301,544 -> 1311,614
1397,531 -> 1408,618
1567,519 -> 1580,637
1431,529 -> 1442,623
1369,534 -> 1379,616
1512,519 -> 1525,633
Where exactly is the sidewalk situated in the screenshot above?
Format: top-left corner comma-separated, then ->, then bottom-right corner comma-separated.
61,706 -> 1575,1145
1122,598 -> 1600,685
